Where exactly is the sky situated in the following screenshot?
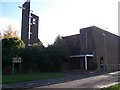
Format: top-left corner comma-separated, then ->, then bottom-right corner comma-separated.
0,0 -> 119,46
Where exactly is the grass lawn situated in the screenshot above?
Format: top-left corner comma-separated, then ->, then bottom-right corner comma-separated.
101,83 -> 120,90
2,72 -> 64,84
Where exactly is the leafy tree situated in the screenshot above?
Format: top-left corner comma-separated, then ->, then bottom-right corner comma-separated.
3,25 -> 20,39
20,41 -> 45,73
31,40 -> 44,48
41,35 -> 71,72
53,35 -> 71,57
0,32 -> 2,39
20,35 -> 71,72
2,37 -> 25,74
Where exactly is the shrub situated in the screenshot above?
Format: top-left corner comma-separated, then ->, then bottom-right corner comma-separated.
89,63 -> 97,70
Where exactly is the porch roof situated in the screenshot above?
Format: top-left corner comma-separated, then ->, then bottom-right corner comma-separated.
70,54 -> 94,58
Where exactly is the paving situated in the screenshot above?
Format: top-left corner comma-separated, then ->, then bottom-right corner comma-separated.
2,71 -> 120,89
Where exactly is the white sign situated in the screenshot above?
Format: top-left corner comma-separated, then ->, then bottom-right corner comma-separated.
12,57 -> 22,63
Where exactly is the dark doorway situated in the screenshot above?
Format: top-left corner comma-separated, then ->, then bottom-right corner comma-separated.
100,56 -> 104,70
80,57 -> 85,70
87,57 -> 94,70
69,57 -> 80,70
80,57 -> 94,70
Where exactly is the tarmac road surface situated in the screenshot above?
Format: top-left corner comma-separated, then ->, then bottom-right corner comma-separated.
35,71 -> 119,89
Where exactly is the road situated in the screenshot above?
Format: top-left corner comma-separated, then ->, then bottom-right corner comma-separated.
2,71 -> 119,89
35,71 -> 119,88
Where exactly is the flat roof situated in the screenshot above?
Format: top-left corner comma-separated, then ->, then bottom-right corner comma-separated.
70,54 -> 94,58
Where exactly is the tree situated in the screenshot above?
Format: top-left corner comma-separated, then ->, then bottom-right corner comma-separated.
3,25 -> 20,39
54,35 -> 62,45
19,40 -> 45,73
0,32 -> 2,39
41,35 -> 71,72
31,40 -> 44,48
53,35 -> 71,56
2,37 -> 25,74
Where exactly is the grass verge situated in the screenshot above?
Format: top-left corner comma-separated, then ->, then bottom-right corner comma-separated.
2,72 -> 64,84
101,83 -> 120,90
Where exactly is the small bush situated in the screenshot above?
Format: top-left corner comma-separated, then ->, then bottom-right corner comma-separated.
89,63 -> 97,70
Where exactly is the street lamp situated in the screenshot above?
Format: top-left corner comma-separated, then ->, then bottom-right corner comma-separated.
103,32 -> 107,71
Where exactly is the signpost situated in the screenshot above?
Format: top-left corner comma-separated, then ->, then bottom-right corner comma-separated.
12,57 -> 22,75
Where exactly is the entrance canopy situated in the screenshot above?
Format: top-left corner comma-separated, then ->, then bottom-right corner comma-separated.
70,54 -> 94,58
69,54 -> 94,70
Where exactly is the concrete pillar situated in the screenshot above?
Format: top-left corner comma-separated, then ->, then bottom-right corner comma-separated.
85,56 -> 88,70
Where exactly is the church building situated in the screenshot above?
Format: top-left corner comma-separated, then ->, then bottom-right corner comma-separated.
62,26 -> 119,71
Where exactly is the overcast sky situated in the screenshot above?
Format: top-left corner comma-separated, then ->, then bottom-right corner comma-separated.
0,0 -> 119,46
